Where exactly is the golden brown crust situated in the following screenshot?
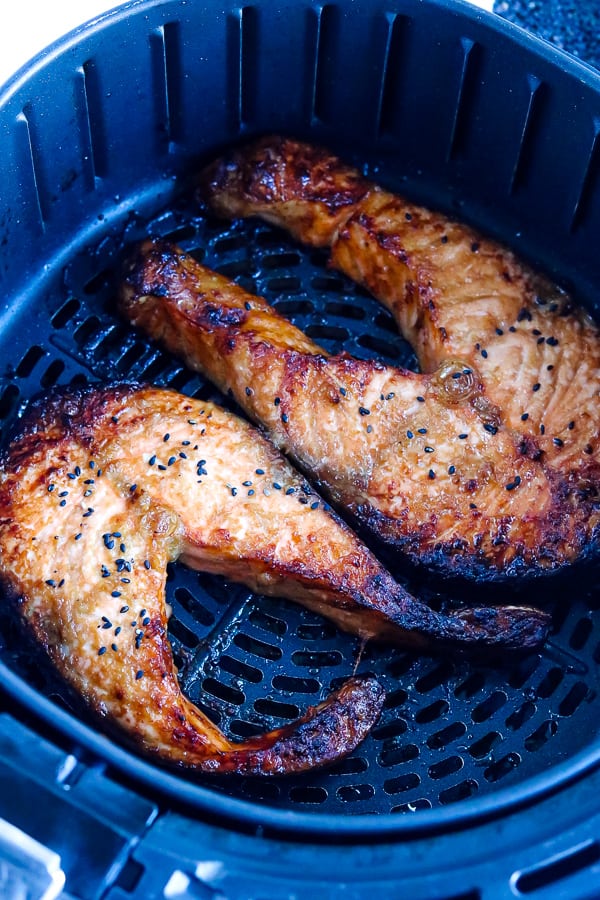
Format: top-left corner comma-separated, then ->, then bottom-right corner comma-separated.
200,135 -> 372,247
197,136 -> 600,581
120,241 -> 598,582
0,386 -> 389,775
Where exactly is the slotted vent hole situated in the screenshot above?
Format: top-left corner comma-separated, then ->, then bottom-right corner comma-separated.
0,196 -> 598,818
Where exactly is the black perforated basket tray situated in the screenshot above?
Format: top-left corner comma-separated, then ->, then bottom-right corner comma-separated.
1,0 -> 600,896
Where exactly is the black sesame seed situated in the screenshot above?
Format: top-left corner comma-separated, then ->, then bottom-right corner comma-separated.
547,364 -> 554,371
417,427 -> 427,435
285,487 -> 295,495
310,501 -> 319,509
111,590 -> 121,598
553,437 -> 564,447
82,508 -> 94,517
428,469 -> 436,479
163,433 -> 170,442
273,483 -> 282,490
471,242 -> 480,252
244,301 -> 251,310
142,616 -> 151,626
339,387 -> 347,396
242,480 -> 252,487
441,235 -> 448,243
98,647 -> 107,656
45,579 -> 56,587
424,446 -> 434,453
386,392 -> 395,400
67,473 -> 76,480
448,465 -> 456,475
140,609 -> 147,617
406,430 -> 414,439
483,423 -> 498,435
458,433 -> 468,440
532,383 -> 541,392
115,627 -> 122,635
281,413 -> 289,423
120,543 -> 126,553
532,329 -> 542,336
59,500 -> 66,507
245,387 -> 253,396
158,464 -> 167,471
568,421 -> 575,430
74,533 -> 82,541
144,560 -> 151,570
167,456 -> 176,466
135,670 -> 144,680
405,212 -> 412,221
111,643 -> 118,652
546,336 -> 559,346
495,328 -> 504,336
248,489 -> 255,496
469,503 -> 477,509
416,396 -> 425,403
59,491 -> 68,498
121,578 -> 130,584
584,445 -> 593,455
540,424 -> 545,435
255,468 -> 264,475
359,406 -> 370,416
231,487 -> 238,496
509,326 -> 516,332
481,349 -> 488,359
537,336 -> 545,345
521,413 -> 529,421
366,424 -> 373,433
120,605 -> 130,613
47,484 -> 55,492
274,397 -> 281,406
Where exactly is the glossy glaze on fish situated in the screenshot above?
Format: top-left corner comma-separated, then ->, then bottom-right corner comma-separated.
0,387 -> 386,775
121,239 -> 599,582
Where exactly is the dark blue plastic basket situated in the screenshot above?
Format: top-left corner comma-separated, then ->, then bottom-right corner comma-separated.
1,2 -> 600,897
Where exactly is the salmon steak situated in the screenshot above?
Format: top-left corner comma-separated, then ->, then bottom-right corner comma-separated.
0,384 -> 548,774
120,225 -> 600,583
188,134 -> 599,580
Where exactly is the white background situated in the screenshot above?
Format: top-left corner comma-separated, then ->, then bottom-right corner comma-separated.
0,0 -> 495,90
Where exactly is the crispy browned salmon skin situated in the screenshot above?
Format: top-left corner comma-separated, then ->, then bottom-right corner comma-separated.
120,233 -> 599,583
0,386 -> 387,775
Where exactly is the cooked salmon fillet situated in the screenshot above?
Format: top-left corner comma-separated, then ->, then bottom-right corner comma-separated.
120,239 -> 599,582
0,386 -> 386,775
0,386 -> 548,777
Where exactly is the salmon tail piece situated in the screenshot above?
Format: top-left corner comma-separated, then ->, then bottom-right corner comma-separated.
199,675 -> 385,775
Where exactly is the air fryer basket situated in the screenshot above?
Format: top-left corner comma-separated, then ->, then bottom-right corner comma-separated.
1,0 -> 600,883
